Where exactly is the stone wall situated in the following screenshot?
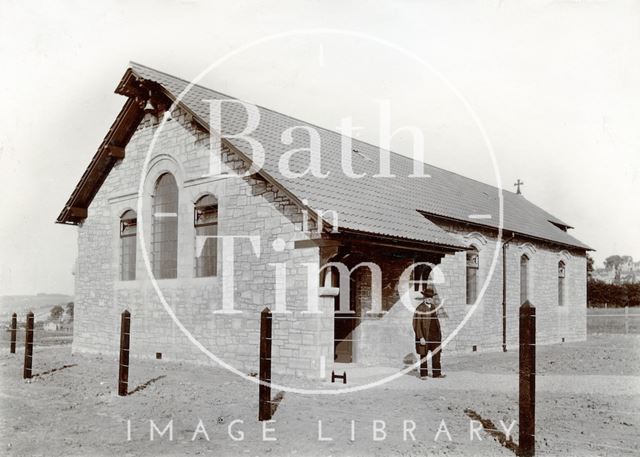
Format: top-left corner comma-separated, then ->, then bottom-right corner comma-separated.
74,107 -> 333,381
353,223 -> 587,367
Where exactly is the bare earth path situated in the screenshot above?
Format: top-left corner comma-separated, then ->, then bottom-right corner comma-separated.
0,334 -> 638,456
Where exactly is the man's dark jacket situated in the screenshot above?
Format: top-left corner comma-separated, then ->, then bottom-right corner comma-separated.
412,302 -> 442,355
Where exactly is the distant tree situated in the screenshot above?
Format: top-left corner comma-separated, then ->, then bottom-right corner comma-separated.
587,279 -> 606,306
66,302 -> 74,321
604,255 -> 623,270
587,280 -> 638,308
627,284 -> 640,308
611,283 -> 629,306
621,255 -> 633,264
586,254 -> 595,279
50,305 -> 64,321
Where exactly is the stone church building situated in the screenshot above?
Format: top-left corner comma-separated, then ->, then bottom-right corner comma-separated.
57,63 -> 590,379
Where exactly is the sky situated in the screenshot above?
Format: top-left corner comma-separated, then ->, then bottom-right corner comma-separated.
0,0 -> 638,295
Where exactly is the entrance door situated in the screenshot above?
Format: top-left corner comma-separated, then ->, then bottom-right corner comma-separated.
334,270 -> 356,362
333,269 -> 365,363
334,311 -> 356,362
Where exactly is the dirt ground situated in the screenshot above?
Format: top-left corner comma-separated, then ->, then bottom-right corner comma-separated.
0,334 -> 638,457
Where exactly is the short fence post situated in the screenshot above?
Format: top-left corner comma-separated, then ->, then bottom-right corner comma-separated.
23,312 -> 34,379
10,313 -> 17,354
625,306 -> 629,335
259,307 -> 272,421
519,301 -> 536,457
118,310 -> 131,396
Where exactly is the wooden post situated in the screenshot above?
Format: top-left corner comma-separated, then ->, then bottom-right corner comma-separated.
10,313 -> 17,354
518,301 -> 536,457
259,307 -> 272,421
118,310 -> 131,396
625,306 -> 629,335
502,240 -> 508,352
23,312 -> 34,379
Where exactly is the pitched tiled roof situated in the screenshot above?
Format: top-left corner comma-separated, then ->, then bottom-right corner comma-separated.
59,62 -> 591,251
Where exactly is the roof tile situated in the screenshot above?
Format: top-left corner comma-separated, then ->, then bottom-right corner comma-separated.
126,62 -> 590,250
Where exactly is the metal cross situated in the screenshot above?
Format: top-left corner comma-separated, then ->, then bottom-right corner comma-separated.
514,179 -> 524,195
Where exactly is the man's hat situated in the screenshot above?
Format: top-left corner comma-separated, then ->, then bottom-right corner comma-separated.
421,288 -> 435,298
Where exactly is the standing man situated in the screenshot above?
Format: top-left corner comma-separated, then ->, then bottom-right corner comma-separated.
412,288 -> 444,379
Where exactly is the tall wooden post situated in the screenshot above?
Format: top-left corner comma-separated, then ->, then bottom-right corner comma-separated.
118,310 -> 131,396
502,246 -> 508,352
519,301 -> 536,457
259,307 -> 272,421
10,313 -> 17,354
23,312 -> 34,379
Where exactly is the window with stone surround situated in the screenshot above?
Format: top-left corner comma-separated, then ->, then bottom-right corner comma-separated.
558,261 -> 566,306
152,173 -> 178,279
466,247 -> 479,304
119,210 -> 137,281
520,254 -> 530,304
194,194 -> 218,277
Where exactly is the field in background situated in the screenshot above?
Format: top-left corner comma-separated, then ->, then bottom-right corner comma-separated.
0,294 -> 73,323
1,294 -> 74,348
0,327 -> 73,348
587,307 -> 640,334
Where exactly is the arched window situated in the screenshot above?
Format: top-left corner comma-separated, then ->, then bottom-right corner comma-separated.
152,173 -> 178,279
120,210 -> 137,281
194,195 -> 218,277
520,254 -> 530,304
466,247 -> 480,304
558,261 -> 566,306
